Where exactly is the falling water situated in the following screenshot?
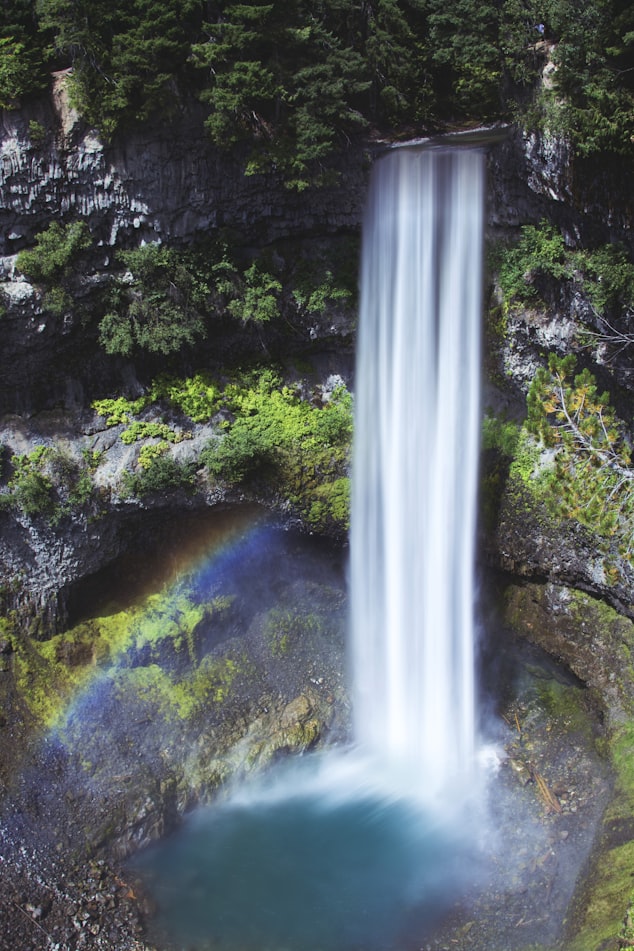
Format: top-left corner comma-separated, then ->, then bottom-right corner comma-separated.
132,145 -> 489,951
350,146 -> 484,800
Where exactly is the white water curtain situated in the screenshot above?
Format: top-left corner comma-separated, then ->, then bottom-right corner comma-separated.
350,146 -> 484,801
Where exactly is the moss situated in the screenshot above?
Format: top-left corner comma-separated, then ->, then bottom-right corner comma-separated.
505,583 -> 634,950
113,651 -> 250,721
531,676 -> 594,740
307,477 -> 350,532
565,837 -> 634,951
11,588 -> 232,728
263,606 -> 323,657
508,428 -> 548,490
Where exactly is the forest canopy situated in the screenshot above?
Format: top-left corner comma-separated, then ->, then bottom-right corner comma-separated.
1,0 -> 632,174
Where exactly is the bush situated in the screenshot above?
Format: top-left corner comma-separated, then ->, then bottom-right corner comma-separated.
581,244 -> 634,317
16,222 -> 91,284
201,370 -> 352,532
150,373 -> 221,422
495,221 -> 572,305
99,244 -> 209,356
226,262 -> 282,324
4,445 -> 99,521
122,455 -> 195,497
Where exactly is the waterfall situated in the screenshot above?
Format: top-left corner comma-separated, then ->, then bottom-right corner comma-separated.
350,146 -> 484,801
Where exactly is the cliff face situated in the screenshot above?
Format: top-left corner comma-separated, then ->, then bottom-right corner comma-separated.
2,87 -> 634,951
1,87 -> 633,626
0,75 -> 368,255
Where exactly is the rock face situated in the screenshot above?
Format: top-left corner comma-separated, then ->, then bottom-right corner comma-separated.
0,76 -> 368,255
1,79 -> 634,951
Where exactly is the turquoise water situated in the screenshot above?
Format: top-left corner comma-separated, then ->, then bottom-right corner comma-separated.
134,756 -> 480,951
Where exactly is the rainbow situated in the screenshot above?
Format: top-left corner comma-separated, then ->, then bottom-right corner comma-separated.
28,506 -> 275,741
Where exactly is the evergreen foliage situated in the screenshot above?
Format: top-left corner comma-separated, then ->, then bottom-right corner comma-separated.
99,244 -> 209,356
0,0 -> 629,162
526,354 -> 634,559
37,0 -> 202,136
541,0 -> 634,156
15,220 -> 92,316
191,0 -> 371,186
16,221 -> 91,284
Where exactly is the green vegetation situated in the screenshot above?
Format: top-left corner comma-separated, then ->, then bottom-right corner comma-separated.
536,0 -> 634,157
99,244 -> 209,356
191,0 -> 371,187
1,444 -> 100,523
480,413 -> 522,533
92,369 -> 351,529
481,412 -> 521,457
495,221 -> 572,306
0,35 -> 43,107
92,395 -> 150,426
485,351 -> 634,572
150,373 -> 221,423
201,369 -> 353,532
1,0 -> 630,168
16,221 -> 91,282
226,262 -> 282,324
492,223 -> 634,361
121,455 -> 196,498
94,238 -> 355,357
263,605 -> 322,657
15,221 -> 92,316
582,243 -> 634,317
526,354 -> 634,559
292,263 -> 353,317
503,584 -> 634,951
13,586 -> 238,727
38,0 -> 202,138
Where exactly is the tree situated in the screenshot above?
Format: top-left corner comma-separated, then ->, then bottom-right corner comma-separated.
192,0 -> 370,186
527,353 -> 634,557
37,0 -> 202,135
540,0 -> 634,156
0,36 -> 43,106
99,244 -> 209,356
425,0 -> 504,117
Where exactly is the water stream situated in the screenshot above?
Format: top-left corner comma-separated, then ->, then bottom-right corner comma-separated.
351,146 -> 484,799
131,146 -> 490,950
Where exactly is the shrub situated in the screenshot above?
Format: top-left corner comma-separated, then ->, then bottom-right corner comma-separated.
150,373 -> 221,422
92,396 -> 150,427
4,445 -> 99,521
201,370 -> 352,532
226,262 -> 282,324
99,244 -> 209,356
495,221 -> 572,305
122,455 -> 195,497
16,222 -> 91,284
